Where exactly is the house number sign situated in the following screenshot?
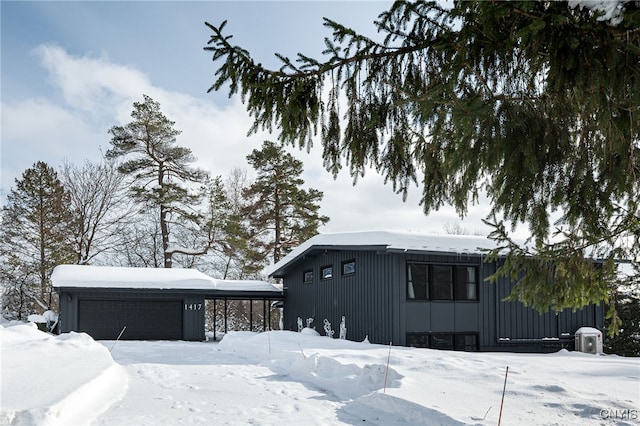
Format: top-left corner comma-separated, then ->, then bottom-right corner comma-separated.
184,303 -> 202,311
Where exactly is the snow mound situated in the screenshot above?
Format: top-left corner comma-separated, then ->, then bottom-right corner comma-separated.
218,330 -> 402,401
273,352 -> 402,400
0,323 -> 128,425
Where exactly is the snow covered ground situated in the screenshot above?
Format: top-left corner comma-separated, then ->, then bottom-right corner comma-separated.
1,323 -> 639,426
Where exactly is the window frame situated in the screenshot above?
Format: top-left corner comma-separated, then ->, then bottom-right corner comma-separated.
406,262 -> 479,302
430,333 -> 455,350
341,259 -> 356,276
454,333 -> 479,352
454,266 -> 478,301
406,332 -> 430,348
431,265 -> 454,300
407,262 -> 429,300
321,265 -> 333,280
303,269 -> 314,284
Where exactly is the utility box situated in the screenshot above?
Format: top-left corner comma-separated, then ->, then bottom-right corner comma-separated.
575,327 -> 603,354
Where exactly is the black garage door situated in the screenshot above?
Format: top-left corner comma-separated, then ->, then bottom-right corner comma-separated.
78,299 -> 183,340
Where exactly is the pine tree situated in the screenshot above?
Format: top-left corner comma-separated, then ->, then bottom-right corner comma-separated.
0,162 -> 75,318
107,95 -> 212,268
605,266 -> 640,356
205,1 -> 640,321
244,141 -> 329,264
218,168 -> 264,279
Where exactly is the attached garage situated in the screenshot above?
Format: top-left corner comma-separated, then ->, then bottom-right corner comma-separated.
78,299 -> 183,340
52,265 -> 282,341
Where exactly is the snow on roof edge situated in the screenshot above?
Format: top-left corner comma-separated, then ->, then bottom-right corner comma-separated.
265,230 -> 500,277
51,265 -> 281,292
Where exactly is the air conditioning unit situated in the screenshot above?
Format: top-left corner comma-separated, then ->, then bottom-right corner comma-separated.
575,327 -> 603,354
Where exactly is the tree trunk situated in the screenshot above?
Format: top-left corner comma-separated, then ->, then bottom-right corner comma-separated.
273,185 -> 281,264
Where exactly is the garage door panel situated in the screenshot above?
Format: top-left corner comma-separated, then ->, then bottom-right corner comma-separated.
78,299 -> 183,340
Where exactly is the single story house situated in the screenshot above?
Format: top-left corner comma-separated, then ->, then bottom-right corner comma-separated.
52,265 -> 283,341
267,231 -> 605,352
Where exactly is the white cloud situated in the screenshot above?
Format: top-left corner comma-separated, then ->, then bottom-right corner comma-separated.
34,44 -> 150,120
2,43 -> 506,237
1,97 -> 104,193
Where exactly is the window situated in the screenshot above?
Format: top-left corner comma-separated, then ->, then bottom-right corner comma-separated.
431,333 -> 454,350
342,260 -> 356,276
303,270 -> 313,284
455,266 -> 477,301
406,332 -> 429,348
406,332 -> 479,351
431,265 -> 453,300
455,334 -> 479,352
321,265 -> 333,280
406,262 -> 478,301
407,263 -> 429,300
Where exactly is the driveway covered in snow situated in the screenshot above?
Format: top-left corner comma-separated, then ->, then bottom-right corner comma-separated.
2,324 -> 638,425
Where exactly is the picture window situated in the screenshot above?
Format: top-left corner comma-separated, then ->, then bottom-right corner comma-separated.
406,263 -> 478,301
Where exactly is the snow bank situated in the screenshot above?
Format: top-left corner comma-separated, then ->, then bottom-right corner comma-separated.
2,327 -> 638,425
0,323 -> 127,425
218,331 -> 402,401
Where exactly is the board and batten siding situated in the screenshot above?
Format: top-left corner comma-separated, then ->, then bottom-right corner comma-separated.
282,248 -> 604,351
397,252 -> 484,346
282,250 -> 400,344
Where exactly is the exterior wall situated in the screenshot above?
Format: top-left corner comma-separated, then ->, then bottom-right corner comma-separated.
58,289 -> 205,341
282,249 -> 605,352
398,252 -> 484,347
283,250 -> 400,344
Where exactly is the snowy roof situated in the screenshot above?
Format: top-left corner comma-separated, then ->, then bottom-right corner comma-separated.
51,265 -> 281,294
266,231 -> 501,277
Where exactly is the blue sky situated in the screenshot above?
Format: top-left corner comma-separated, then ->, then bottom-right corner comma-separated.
1,1 -> 497,236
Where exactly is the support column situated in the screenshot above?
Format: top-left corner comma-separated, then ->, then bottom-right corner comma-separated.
213,299 -> 217,341
224,298 -> 228,334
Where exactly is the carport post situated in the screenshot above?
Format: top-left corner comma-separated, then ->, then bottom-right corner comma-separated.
224,298 -> 228,334
213,299 -> 217,341
263,299 -> 267,331
249,299 -> 253,332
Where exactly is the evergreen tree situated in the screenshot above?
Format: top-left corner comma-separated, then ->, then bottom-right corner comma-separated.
107,95 -> 212,268
218,168 -> 264,279
605,265 -> 640,356
205,1 -> 639,323
0,161 -> 74,318
244,141 -> 329,264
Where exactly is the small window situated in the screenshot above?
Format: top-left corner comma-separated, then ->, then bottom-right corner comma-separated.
455,334 -> 478,352
406,332 -> 429,348
431,333 -> 454,350
303,270 -> 313,284
407,263 -> 429,300
321,265 -> 333,280
342,260 -> 356,276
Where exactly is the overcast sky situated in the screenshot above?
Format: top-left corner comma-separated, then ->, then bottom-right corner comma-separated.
1,1 -> 506,237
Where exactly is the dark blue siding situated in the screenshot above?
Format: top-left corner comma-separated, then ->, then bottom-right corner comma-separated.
282,248 -> 604,351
